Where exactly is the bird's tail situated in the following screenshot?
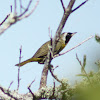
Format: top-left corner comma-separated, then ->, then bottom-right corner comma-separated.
15,58 -> 33,67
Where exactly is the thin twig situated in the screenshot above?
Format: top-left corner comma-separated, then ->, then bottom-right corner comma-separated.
10,5 -> 12,12
0,0 -> 39,35
49,66 -> 62,83
19,0 -> 22,13
48,29 -> 54,59
7,81 -> 14,91
28,79 -> 36,100
0,14 -> 10,26
17,46 -> 22,91
18,0 -> 39,20
60,0 -> 65,12
14,0 -> 17,14
52,79 -> 55,97
53,65 -> 59,71
48,26 -> 52,40
28,87 -> 35,99
28,79 -> 35,88
54,35 -> 94,58
76,54 -> 93,86
72,0 -> 88,13
17,0 -> 33,18
0,86 -> 18,100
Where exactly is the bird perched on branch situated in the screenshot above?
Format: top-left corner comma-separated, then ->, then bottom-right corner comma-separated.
15,32 -> 76,67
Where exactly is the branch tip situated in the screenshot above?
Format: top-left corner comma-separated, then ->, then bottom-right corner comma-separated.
60,0 -> 65,12
72,0 -> 88,13
54,35 -> 94,58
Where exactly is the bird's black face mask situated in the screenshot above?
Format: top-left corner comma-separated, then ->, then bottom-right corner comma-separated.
65,33 -> 72,44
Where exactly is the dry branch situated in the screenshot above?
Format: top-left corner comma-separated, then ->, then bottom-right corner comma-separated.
0,0 -> 39,35
28,79 -> 36,100
49,67 -> 62,83
54,35 -> 94,58
0,86 -> 18,100
17,46 -> 22,91
60,0 -> 65,12
40,0 -> 88,89
72,0 -> 88,12
8,81 -> 14,91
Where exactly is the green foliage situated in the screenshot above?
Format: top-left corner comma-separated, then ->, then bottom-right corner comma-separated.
95,60 -> 100,70
56,79 -> 75,100
74,53 -> 100,100
74,69 -> 100,100
95,34 -> 100,43
37,66 -> 100,100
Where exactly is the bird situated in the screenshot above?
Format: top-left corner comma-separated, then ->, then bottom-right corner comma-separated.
15,32 -> 76,67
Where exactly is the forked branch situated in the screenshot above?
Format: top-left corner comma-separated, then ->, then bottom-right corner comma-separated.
40,0 -> 88,89
0,0 -> 39,35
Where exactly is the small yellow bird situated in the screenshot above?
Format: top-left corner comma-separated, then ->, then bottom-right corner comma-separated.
15,32 -> 76,67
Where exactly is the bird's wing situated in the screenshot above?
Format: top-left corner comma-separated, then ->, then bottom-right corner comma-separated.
33,41 -> 50,58
54,40 -> 65,54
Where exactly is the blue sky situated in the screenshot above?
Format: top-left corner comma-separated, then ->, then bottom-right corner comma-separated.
0,0 -> 100,93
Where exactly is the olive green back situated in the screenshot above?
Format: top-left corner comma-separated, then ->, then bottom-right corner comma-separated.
33,39 -> 65,59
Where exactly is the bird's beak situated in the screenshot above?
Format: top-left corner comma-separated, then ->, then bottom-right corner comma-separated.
71,32 -> 77,36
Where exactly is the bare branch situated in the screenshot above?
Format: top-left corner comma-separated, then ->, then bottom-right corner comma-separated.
0,0 -> 39,35
49,65 -> 62,83
17,46 -> 22,91
14,0 -> 17,14
17,0 -> 33,18
28,87 -> 36,99
52,0 -> 75,54
0,86 -> 18,100
28,79 -> 35,88
0,14 -> 10,26
50,69 -> 62,83
52,80 -> 55,98
18,0 -> 39,20
67,0 -> 75,11
60,0 -> 65,12
40,28 -> 53,89
54,35 -> 94,58
39,64 -> 49,89
19,0 -> 22,13
53,65 -> 59,71
41,0 -> 76,87
40,0 -> 88,89
72,0 -> 88,13
7,81 -> 14,91
48,26 -> 52,40
28,79 -> 36,100
10,5 -> 12,12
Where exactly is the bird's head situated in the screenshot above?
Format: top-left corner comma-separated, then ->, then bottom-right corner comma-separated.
61,32 -> 77,44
